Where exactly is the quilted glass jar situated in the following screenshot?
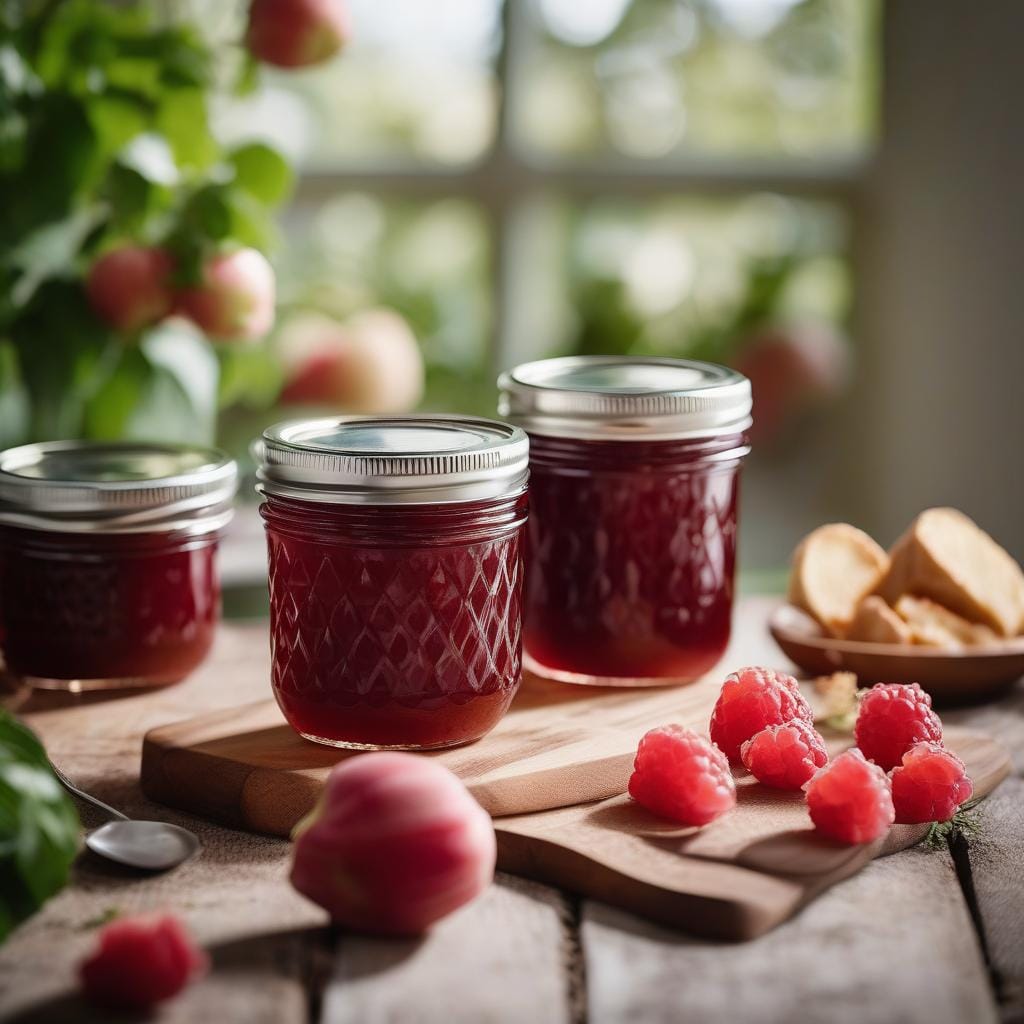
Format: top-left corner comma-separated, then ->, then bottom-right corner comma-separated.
257,416 -> 529,750
499,356 -> 751,687
0,442 -> 237,691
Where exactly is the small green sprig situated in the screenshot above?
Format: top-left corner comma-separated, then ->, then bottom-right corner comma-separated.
923,800 -> 984,850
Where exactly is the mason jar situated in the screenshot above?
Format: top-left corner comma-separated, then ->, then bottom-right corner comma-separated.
257,416 -> 529,750
499,356 -> 751,687
0,442 -> 237,691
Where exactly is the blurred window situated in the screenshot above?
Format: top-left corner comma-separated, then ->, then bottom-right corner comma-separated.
227,0 -> 876,413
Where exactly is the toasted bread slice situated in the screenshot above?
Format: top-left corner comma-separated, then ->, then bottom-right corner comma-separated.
895,594 -> 1001,649
846,596 -> 912,645
877,508 -> 1024,637
788,524 -> 890,637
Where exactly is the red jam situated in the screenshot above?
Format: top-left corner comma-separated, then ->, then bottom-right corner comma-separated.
258,416 -> 529,749
0,441 -> 236,690
262,494 -> 527,749
523,433 -> 744,684
0,527 -> 219,686
500,355 -> 751,686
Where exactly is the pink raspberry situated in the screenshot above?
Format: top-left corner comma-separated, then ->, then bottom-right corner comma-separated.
740,719 -> 829,790
80,915 -> 208,1010
709,666 -> 814,763
628,725 -> 736,826
854,682 -> 943,770
804,748 -> 895,844
890,741 -> 973,824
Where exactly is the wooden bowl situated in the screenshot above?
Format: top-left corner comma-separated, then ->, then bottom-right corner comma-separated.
769,604 -> 1024,704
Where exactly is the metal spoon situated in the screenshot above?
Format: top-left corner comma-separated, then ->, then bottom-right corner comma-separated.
49,760 -> 200,871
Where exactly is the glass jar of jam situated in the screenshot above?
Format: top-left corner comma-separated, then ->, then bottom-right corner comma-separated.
499,356 -> 751,687
0,442 -> 237,691
257,416 -> 529,750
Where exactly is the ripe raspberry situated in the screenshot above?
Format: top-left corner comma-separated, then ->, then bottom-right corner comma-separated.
80,915 -> 208,1010
628,725 -> 736,826
804,748 -> 895,844
854,682 -> 943,770
740,719 -> 829,790
709,666 -> 814,763
890,742 -> 974,824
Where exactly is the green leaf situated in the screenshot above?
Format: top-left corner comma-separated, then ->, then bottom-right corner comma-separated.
5,205 -> 107,308
82,320 -> 218,444
155,88 -> 216,169
118,131 -> 178,186
229,142 -> 292,206
0,341 -> 30,447
80,344 -> 148,440
217,341 -> 284,409
139,317 -> 218,440
0,710 -> 80,944
6,94 -> 99,241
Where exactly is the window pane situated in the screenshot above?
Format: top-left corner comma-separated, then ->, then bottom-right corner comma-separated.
515,0 -> 877,159
504,193 -> 849,363
278,195 -> 494,414
220,0 -> 503,168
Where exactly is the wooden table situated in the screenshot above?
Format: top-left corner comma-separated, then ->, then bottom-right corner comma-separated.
1,597 -> 1021,1024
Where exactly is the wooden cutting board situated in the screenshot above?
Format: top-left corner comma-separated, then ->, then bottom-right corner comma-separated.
141,680 -> 1011,940
497,728 -> 1009,940
140,670 -> 723,834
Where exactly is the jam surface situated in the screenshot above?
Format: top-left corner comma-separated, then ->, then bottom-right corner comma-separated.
262,495 -> 526,749
524,433 -> 744,684
0,527 -> 220,685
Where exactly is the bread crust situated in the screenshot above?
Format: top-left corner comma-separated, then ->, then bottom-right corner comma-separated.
876,508 -> 1024,637
846,596 -> 913,645
788,524 -> 890,637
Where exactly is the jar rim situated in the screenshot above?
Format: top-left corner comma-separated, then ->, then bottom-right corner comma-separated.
0,440 -> 237,533
498,355 -> 752,441
257,414 -> 530,505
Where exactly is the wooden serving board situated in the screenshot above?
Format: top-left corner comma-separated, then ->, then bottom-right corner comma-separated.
140,671 -> 722,834
497,728 -> 1009,940
141,679 -> 1011,940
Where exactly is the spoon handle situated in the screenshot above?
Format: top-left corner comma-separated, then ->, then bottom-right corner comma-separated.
48,760 -> 130,823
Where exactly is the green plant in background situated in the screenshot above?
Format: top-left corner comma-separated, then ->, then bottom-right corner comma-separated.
0,0 -> 348,450
0,710 -> 80,943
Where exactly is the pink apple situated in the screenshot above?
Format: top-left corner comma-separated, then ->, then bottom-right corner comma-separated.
732,322 -> 850,445
175,248 -> 276,342
246,0 -> 351,69
86,246 -> 175,333
279,309 -> 424,412
290,753 -> 496,935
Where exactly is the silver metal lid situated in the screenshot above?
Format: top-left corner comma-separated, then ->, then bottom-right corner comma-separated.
0,441 -> 238,534
257,415 -> 529,504
498,356 -> 752,440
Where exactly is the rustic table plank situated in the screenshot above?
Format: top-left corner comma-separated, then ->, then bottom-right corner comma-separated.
322,874 -> 573,1024
581,846 -> 998,1024
964,778 -> 1024,1023
944,680 -> 1024,770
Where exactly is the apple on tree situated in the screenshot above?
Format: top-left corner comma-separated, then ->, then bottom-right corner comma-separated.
246,0 -> 351,69
279,308 -> 424,413
86,246 -> 175,333
175,248 -> 277,343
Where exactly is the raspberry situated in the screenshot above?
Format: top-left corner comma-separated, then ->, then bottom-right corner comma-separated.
804,748 -> 895,844
890,742 -> 974,824
709,666 -> 814,763
740,719 -> 829,790
80,914 -> 208,1010
854,682 -> 943,770
628,725 -> 736,826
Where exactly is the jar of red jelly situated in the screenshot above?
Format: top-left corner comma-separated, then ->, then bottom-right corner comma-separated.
257,416 -> 529,750
0,441 -> 237,691
499,356 -> 751,687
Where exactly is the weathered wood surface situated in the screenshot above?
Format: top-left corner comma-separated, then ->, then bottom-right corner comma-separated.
0,597 -> 1020,1023
582,848 -> 999,1024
